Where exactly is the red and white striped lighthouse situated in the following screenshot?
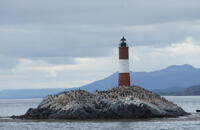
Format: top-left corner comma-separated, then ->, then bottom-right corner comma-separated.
118,37 -> 130,86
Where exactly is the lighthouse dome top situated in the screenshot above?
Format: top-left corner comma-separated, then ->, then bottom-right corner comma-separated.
119,36 -> 128,47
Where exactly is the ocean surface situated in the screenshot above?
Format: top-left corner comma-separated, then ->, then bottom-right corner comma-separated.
0,96 -> 200,130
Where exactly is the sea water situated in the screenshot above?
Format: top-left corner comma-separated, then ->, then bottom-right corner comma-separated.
0,96 -> 199,130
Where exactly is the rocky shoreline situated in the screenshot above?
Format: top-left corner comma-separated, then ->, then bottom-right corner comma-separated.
12,86 -> 188,120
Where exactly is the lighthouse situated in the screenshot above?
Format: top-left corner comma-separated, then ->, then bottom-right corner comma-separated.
118,37 -> 130,86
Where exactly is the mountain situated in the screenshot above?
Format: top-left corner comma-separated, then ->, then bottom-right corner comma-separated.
79,64 -> 200,92
181,85 -> 200,95
152,87 -> 185,95
155,85 -> 200,96
0,64 -> 200,99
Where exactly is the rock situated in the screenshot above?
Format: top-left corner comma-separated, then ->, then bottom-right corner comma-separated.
13,86 -> 188,120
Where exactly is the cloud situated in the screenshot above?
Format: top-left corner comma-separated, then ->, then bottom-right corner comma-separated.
3,52 -> 117,89
0,0 -> 200,60
0,55 -> 18,69
1,21 -> 200,60
131,37 -> 200,71
1,0 -> 200,25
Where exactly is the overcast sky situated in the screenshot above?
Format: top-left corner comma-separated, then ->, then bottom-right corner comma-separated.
0,0 -> 200,90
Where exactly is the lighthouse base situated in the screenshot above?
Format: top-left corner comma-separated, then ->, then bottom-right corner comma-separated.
118,73 -> 130,86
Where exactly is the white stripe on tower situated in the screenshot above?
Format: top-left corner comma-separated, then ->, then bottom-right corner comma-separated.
119,59 -> 129,73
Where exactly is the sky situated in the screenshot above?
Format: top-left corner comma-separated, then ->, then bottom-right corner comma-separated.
0,0 -> 200,90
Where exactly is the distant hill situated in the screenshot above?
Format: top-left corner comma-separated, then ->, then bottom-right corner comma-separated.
79,64 -> 200,92
152,87 -> 186,96
181,85 -> 200,95
155,85 -> 200,96
0,64 -> 200,99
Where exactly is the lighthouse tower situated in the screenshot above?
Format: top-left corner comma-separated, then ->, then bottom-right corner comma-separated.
118,37 -> 130,86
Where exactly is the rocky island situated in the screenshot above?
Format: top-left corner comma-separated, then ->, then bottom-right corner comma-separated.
12,86 -> 188,120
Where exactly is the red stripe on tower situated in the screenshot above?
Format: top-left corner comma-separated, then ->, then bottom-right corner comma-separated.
118,37 -> 130,86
